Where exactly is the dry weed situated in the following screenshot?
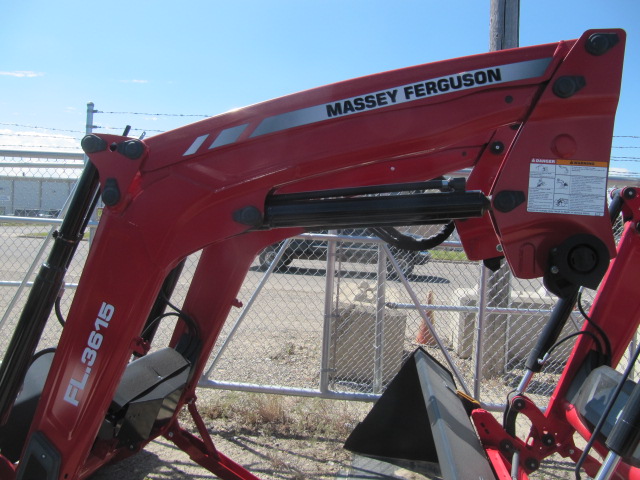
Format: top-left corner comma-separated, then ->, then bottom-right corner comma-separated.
199,391 -> 361,439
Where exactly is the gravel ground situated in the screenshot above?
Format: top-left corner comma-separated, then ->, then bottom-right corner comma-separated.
89,395 -> 357,480
88,425 -> 578,480
89,434 -> 351,480
86,386 -> 579,480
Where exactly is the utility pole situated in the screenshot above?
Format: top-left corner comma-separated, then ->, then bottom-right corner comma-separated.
482,0 -> 520,378
490,0 -> 520,50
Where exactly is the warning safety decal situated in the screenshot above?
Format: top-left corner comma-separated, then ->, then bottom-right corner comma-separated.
527,158 -> 608,216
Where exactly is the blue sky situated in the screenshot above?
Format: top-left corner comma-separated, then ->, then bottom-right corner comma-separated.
1,0 -> 638,177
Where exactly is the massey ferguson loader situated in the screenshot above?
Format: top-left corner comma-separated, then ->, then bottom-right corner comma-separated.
0,28 -> 634,479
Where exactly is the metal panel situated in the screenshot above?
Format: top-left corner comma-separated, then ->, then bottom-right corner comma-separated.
0,180 -> 12,215
41,181 -> 69,214
13,180 -> 39,215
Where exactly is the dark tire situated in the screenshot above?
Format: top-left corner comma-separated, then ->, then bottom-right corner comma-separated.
258,245 -> 291,271
386,252 -> 415,279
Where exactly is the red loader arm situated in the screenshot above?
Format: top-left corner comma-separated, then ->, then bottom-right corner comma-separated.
0,29 -> 627,479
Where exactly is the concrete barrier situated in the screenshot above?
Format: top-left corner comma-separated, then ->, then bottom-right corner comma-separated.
330,302 -> 406,385
454,289 -> 566,376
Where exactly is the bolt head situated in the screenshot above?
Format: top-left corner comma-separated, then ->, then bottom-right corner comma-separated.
525,457 -> 540,471
499,439 -> 514,453
490,141 -> 505,154
541,434 -> 555,446
102,178 -> 121,206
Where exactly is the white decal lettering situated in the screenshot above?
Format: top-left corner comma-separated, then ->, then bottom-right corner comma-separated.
63,302 -> 115,408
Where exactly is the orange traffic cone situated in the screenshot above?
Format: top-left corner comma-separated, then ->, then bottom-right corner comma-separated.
416,291 -> 437,346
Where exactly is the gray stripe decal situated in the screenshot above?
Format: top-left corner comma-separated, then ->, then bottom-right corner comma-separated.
251,105 -> 327,138
183,134 -> 209,156
251,57 -> 552,138
209,124 -> 249,149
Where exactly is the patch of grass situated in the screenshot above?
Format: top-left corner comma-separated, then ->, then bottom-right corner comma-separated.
430,249 -> 468,262
19,231 -> 91,240
199,391 -> 361,439
200,391 -> 291,436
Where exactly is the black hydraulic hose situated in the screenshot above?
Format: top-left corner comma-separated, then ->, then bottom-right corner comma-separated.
525,288 -> 580,372
0,161 -> 101,424
608,189 -> 624,223
137,260 -> 187,351
369,222 -> 455,251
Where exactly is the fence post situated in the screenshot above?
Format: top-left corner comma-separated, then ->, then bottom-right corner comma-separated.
85,103 -> 96,139
483,260 -> 512,378
85,102 -> 99,244
320,230 -> 338,393
372,245 -> 387,393
474,265 -> 490,399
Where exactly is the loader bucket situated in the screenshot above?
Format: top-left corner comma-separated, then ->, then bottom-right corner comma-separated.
344,348 -> 495,479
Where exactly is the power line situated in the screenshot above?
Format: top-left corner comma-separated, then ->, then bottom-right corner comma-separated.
96,111 -> 210,118
0,132 -> 82,140
2,119 -> 639,152
0,144 -> 82,150
94,125 -> 164,133
0,123 -> 84,135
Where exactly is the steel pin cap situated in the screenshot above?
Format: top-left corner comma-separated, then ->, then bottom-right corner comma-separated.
81,134 -> 107,154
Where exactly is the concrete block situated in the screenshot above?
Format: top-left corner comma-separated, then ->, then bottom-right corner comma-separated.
330,303 -> 406,384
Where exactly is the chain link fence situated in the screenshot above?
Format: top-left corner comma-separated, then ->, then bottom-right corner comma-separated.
196,229 -> 592,410
0,149 -> 632,415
